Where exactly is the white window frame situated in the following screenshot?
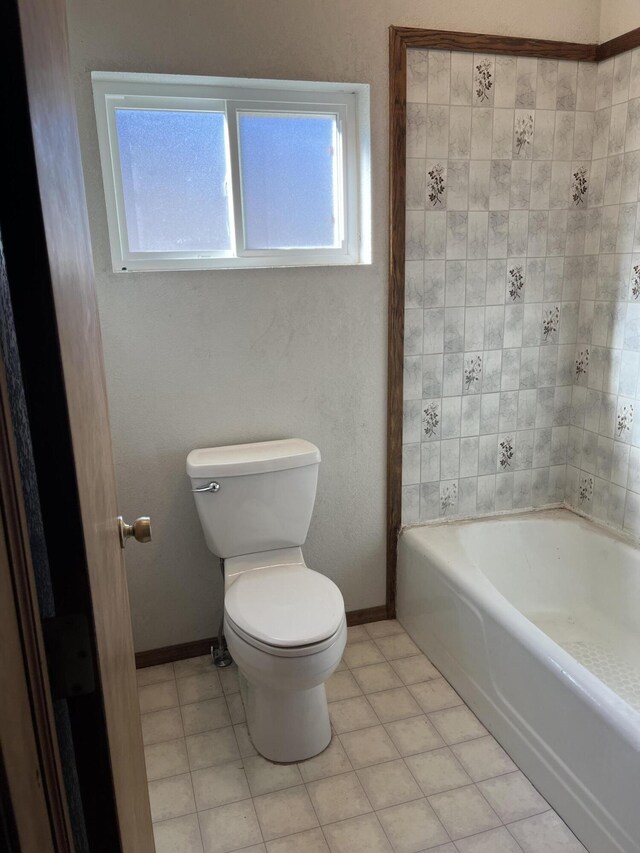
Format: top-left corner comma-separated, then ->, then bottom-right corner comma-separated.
91,72 -> 371,272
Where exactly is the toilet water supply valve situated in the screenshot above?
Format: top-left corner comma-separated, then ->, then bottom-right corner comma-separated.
214,557 -> 233,667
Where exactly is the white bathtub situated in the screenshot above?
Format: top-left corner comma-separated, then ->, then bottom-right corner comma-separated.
398,509 -> 640,853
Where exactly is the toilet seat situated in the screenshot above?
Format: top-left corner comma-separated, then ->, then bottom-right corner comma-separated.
224,563 -> 344,650
224,611 -> 346,658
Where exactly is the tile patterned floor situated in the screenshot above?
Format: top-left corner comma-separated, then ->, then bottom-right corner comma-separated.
138,620 -> 587,853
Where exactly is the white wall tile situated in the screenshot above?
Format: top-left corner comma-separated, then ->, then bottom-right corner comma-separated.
450,52 -> 473,106
515,57 -> 537,109
473,54 -> 495,107
533,110 -> 555,160
494,57 -> 516,108
553,111 -> 575,161
429,51 -> 451,105
596,58 -> 614,110
470,108 -> 493,159
469,161 -> 490,211
403,46 -> 640,534
593,110 -> 611,161
447,160 -> 469,210
557,61 -> 578,111
449,107 -> 472,159
577,61 -> 597,112
613,53 -> 632,106
407,50 -> 429,103
573,111 -> 594,160
424,260 -> 445,307
609,102 -> 628,155
492,110 -> 514,159
426,105 -> 450,159
536,59 -> 558,110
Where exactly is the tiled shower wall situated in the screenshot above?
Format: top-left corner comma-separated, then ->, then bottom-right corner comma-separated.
566,49 -> 640,534
402,45 -> 640,532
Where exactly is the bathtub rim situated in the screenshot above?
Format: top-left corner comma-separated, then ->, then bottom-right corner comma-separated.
400,509 -> 640,744
402,502 -> 640,551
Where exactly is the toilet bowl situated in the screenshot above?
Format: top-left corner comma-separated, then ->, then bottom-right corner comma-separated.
224,553 -> 346,762
187,438 -> 346,762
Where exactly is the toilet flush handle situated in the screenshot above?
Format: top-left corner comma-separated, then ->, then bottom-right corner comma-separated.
191,481 -> 221,494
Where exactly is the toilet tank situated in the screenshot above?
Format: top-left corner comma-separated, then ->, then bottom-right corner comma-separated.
187,438 -> 321,558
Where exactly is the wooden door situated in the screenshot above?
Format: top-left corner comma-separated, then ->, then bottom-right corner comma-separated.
9,0 -> 155,849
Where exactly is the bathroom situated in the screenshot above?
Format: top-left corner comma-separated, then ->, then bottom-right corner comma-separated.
1,0 -> 640,852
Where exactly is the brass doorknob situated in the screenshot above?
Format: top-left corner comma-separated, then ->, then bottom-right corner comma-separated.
118,516 -> 152,549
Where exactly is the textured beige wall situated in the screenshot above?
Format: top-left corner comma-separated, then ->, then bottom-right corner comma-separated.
600,0 -> 640,42
66,0 -> 600,652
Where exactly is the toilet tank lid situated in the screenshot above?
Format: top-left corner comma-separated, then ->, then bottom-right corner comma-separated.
187,438 -> 320,478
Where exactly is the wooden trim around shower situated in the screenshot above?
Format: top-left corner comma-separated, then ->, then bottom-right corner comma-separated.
597,26 -> 640,61
386,24 -> 640,620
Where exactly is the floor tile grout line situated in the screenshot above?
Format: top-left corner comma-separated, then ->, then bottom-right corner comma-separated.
189,772 -> 208,852
504,809 -> 555,850
448,764 -> 528,786
500,801 -> 557,827
328,697 -> 494,745
194,790 -> 266,850
147,740 -> 531,812
373,801 -> 416,853
300,776 -> 326,840
144,640 -> 572,847
357,765 -> 427,818
136,674 -> 177,689
249,790 -> 266,850
304,765 -> 377,825
178,687 -> 239,707
204,735 -> 524,803
317,824 -> 333,853
339,646 -> 560,839
401,749 -> 469,803
442,794 -> 549,846
149,800 -> 198,826
460,779 -> 502,828
501,822 -> 528,853
144,736 -> 189,783
424,778 -> 507,840
336,729 -> 400,767
223,689 -> 242,729
421,726 -> 487,746
305,781 -> 454,851
146,702 -> 496,773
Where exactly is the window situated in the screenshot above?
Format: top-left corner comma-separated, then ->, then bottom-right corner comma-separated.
91,72 -> 370,271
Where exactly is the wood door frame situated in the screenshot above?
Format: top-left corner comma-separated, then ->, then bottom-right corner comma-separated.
1,0 -> 120,846
0,338 -> 73,850
1,0 -> 153,849
386,25 -> 640,618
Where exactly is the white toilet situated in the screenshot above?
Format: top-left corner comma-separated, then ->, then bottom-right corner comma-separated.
186,438 -> 346,763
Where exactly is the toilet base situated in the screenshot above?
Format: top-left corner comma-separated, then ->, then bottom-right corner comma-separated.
241,674 -> 331,763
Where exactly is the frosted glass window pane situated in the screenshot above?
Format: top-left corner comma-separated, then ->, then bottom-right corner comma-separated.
115,109 -> 230,252
238,113 -> 338,250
